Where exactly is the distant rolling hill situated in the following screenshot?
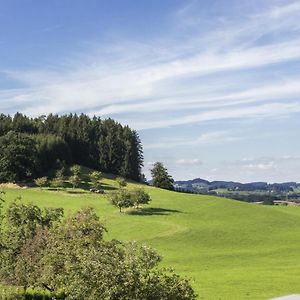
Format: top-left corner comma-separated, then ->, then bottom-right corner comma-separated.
175,178 -> 300,193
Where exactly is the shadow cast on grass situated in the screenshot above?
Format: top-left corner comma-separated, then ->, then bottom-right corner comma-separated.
79,182 -> 117,192
128,207 -> 182,216
101,185 -> 118,191
66,190 -> 90,194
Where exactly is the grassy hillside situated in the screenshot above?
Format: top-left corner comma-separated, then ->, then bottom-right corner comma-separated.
1,178 -> 300,299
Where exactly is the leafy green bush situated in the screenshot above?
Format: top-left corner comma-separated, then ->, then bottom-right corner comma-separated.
0,201 -> 196,300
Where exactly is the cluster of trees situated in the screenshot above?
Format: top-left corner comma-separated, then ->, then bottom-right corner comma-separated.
0,198 -> 196,299
110,188 -> 151,212
175,178 -> 299,194
34,165 -> 103,190
175,188 -> 284,204
0,113 -> 143,182
219,193 -> 280,204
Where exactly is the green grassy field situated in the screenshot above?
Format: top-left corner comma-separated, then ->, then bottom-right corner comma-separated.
1,178 -> 300,300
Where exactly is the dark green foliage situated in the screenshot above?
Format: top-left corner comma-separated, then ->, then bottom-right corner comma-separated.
263,197 -> 274,205
33,134 -> 72,175
0,114 -> 12,136
151,162 -> 174,191
0,203 -> 196,299
12,113 -> 37,134
0,131 -> 38,182
0,113 -> 143,182
0,200 -> 63,287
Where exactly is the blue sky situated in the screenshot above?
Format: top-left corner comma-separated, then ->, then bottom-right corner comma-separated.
1,0 -> 300,182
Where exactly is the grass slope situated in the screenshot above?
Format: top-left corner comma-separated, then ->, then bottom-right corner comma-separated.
1,178 -> 300,300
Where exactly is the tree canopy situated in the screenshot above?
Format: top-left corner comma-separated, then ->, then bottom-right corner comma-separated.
0,131 -> 38,182
0,201 -> 196,299
150,162 -> 174,191
0,113 -> 144,182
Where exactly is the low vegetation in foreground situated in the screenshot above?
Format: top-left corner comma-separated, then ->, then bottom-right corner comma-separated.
1,174 -> 300,299
0,198 -> 195,299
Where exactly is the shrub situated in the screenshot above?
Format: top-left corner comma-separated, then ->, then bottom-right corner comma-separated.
0,203 -> 197,299
34,177 -> 48,189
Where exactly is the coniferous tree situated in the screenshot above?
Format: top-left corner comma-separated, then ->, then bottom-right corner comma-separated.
0,113 -> 144,182
0,114 -> 12,136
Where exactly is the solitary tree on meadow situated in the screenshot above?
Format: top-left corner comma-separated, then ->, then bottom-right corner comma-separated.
51,169 -> 65,189
109,189 -> 133,212
131,188 -> 151,208
90,171 -> 103,188
150,162 -> 174,191
116,176 -> 127,189
34,177 -> 48,189
69,175 -> 80,189
70,165 -> 81,177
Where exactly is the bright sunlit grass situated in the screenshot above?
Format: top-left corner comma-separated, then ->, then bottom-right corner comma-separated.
2,177 -> 300,299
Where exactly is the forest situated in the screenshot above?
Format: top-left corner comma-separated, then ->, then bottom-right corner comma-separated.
0,113 -> 143,182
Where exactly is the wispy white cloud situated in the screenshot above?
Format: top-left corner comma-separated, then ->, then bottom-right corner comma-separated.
134,102 -> 300,130
207,156 -> 300,183
1,0 -> 300,130
96,79 -> 300,116
2,0 -> 300,184
175,158 -> 202,165
269,2 -> 300,18
144,131 -> 240,149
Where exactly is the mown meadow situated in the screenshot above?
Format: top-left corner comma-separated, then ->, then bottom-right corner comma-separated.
1,177 -> 300,299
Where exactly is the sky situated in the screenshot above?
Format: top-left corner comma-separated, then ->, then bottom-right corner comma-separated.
0,0 -> 299,183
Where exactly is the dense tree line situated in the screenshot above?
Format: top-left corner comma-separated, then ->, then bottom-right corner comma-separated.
0,199 -> 196,299
174,188 -> 285,204
0,113 -> 143,182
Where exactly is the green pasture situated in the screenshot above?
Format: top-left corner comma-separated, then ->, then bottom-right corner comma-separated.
1,178 -> 300,299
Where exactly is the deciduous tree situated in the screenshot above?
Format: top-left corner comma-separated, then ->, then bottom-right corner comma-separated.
0,132 -> 38,182
131,188 -> 151,208
109,189 -> 133,212
89,171 -> 103,188
69,175 -> 80,189
34,176 -> 48,189
150,162 -> 174,191
116,176 -> 127,189
0,204 -> 196,299
51,169 -> 65,189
